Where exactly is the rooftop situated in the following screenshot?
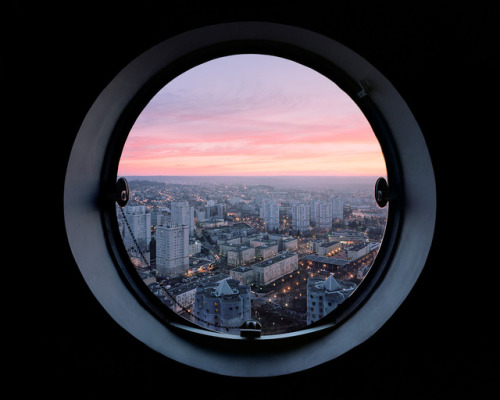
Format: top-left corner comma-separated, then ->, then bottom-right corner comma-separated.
232,266 -> 253,273
348,243 -> 370,251
216,279 -> 236,296
252,252 -> 297,269
324,275 -> 341,291
308,275 -> 357,294
301,254 -> 350,267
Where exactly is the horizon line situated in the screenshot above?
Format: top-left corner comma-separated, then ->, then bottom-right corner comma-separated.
121,174 -> 384,177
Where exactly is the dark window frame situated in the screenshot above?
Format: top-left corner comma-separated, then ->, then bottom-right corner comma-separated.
64,22 -> 435,377
100,41 -> 404,339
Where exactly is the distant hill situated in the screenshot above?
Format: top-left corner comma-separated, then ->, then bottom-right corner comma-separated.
122,175 -> 382,190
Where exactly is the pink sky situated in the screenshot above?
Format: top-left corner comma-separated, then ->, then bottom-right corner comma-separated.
118,55 -> 386,177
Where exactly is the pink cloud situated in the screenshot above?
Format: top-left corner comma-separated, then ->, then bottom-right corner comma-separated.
118,55 -> 387,177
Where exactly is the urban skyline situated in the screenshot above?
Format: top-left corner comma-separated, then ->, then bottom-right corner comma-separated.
116,54 -> 387,334
117,176 -> 387,335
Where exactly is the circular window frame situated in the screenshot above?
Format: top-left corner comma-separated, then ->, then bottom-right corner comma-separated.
102,41 -> 402,338
64,22 -> 436,377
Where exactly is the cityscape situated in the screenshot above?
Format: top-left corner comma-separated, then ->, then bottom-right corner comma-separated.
115,55 -> 388,335
117,175 -> 387,335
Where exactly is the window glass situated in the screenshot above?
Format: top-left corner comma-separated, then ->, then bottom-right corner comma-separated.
116,54 -> 388,335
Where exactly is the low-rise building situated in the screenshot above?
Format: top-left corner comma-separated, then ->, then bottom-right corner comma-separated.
255,242 -> 279,260
194,278 -> 251,334
189,239 -> 202,256
347,243 -> 370,260
281,236 -> 298,251
317,241 -> 342,257
226,244 -> 255,266
300,254 -> 350,273
230,266 -> 255,285
165,273 -> 228,313
252,252 -> 298,286
329,229 -> 367,244
307,275 -> 356,324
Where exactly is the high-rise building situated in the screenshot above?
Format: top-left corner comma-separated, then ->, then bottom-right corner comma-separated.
119,205 -> 151,251
292,202 -> 310,232
171,201 -> 194,236
260,200 -> 280,232
331,196 -> 344,220
189,206 -> 195,236
206,202 -> 226,219
156,224 -> 189,276
310,200 -> 333,229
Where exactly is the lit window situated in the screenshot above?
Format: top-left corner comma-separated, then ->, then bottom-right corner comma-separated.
64,22 -> 435,377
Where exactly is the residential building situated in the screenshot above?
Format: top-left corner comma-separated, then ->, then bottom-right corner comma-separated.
119,205 -> 151,251
226,244 -> 255,267
252,252 -> 298,286
310,200 -> 333,229
230,266 -> 255,286
255,242 -> 279,260
260,200 -> 280,232
194,279 -> 251,334
331,196 -> 344,220
317,241 -> 342,257
171,201 -> 194,236
156,224 -> 189,276
307,275 -> 356,324
292,202 -> 310,232
347,243 -> 370,261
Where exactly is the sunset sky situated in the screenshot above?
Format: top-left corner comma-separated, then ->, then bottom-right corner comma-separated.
118,54 -> 386,177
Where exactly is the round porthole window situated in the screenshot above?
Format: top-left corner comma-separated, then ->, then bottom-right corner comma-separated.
64,22 -> 435,377
114,53 -> 390,336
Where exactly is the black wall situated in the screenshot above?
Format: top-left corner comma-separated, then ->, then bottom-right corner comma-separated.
8,1 -> 496,398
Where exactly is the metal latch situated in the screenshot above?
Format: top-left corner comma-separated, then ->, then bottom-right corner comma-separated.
375,177 -> 392,208
113,177 -> 130,207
